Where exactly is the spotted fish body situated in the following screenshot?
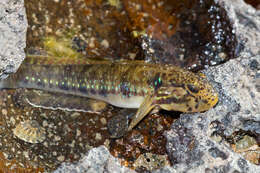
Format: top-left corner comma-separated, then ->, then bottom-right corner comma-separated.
0,60 -> 218,130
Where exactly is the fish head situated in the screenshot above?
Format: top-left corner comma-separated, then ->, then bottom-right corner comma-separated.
154,70 -> 218,113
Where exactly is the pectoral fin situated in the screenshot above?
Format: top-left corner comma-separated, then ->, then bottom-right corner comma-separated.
128,94 -> 156,131
24,89 -> 107,113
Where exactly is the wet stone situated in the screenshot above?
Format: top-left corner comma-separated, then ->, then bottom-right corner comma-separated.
135,166 -> 151,173
208,147 -> 228,160
205,168 -> 214,173
237,158 -> 249,172
165,118 -> 203,166
57,155 -> 65,162
70,112 -> 81,119
139,0 -> 238,71
133,153 -> 170,171
108,114 -> 129,139
244,0 -> 260,9
1,109 -> 7,116
76,129 -> 81,137
214,164 -> 231,173
1,0 -> 258,172
95,133 -> 102,141
0,89 -> 112,171
42,120 -> 48,127
249,59 -> 259,70
100,117 -> 107,125
232,170 -> 241,173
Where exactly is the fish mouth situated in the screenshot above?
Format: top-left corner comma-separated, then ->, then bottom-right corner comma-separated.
209,94 -> 219,107
201,92 -> 219,111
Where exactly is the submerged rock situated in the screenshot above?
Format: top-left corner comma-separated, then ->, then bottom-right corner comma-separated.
0,0 -> 259,172
54,146 -> 135,173
140,0 -> 239,71
54,0 -> 260,172
0,0 -> 27,79
163,0 -> 260,172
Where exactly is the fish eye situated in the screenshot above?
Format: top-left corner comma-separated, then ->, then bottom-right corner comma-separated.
187,84 -> 199,93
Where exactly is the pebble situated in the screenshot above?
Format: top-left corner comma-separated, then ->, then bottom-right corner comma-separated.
95,133 -> 102,141
76,129 -> 81,137
57,155 -> 65,162
100,117 -> 107,125
101,39 -> 109,48
1,109 -> 7,116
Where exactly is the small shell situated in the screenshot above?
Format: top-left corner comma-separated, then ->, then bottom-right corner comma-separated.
13,120 -> 46,144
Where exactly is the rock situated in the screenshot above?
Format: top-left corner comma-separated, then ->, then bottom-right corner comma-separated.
141,0 -> 239,71
54,146 -> 135,173
0,0 -> 27,79
163,0 -> 260,172
54,0 -> 260,172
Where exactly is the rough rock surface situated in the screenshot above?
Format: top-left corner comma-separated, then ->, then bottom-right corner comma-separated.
162,48 -> 259,172
0,0 -> 27,79
160,0 -> 260,172
54,0 -> 259,172
54,146 -> 135,173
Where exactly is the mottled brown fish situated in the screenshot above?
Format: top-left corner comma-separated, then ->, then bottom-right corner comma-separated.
0,59 -> 218,131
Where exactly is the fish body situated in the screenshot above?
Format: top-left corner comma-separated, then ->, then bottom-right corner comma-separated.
0,59 -> 218,130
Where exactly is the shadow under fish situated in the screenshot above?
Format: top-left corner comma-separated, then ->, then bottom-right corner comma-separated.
12,88 -> 132,139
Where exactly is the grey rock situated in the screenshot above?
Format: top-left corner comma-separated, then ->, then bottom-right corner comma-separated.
54,146 -> 134,173
55,0 -> 260,172
163,0 -> 260,172
0,0 -> 27,79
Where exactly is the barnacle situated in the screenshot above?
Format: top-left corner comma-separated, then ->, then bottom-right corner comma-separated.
13,120 -> 46,144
